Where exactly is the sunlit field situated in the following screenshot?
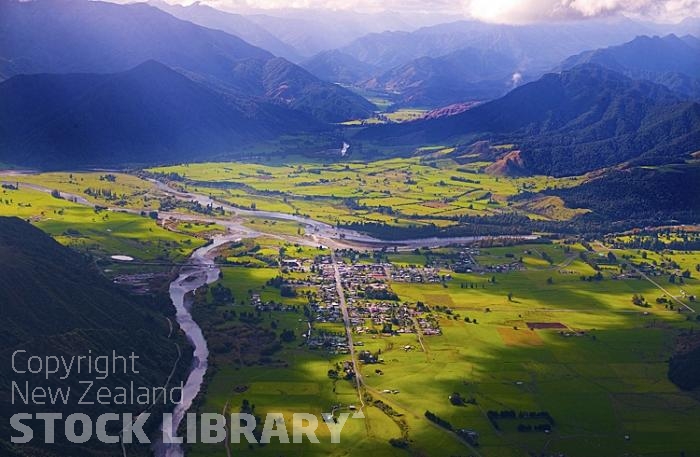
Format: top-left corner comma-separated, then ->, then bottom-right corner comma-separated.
150,156 -> 585,227
0,184 -> 203,261
185,237 -> 700,457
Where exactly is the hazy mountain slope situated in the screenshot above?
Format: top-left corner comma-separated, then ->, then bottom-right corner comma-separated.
682,34 -> 700,49
259,57 -> 374,121
147,0 -> 302,62
0,0 -> 271,78
359,65 -> 700,176
0,0 -> 372,123
0,61 -> 325,168
667,17 -> 700,36
0,216 -> 190,456
364,47 -> 521,106
560,34 -> 700,97
245,9 -> 418,57
301,50 -> 378,84
341,17 -> 655,72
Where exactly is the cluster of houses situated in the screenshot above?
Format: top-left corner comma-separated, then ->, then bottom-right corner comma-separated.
452,248 -> 479,273
483,261 -> 523,273
303,261 -> 352,354
251,293 -> 299,313
390,266 -> 446,283
280,258 -> 306,272
326,256 -> 443,338
307,331 -> 349,354
611,272 -> 642,280
275,253 -> 448,355
354,302 -> 416,334
417,316 -> 442,335
635,263 -> 664,276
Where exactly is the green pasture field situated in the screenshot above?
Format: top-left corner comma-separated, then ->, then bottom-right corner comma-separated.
243,216 -> 306,237
3,171 -> 160,209
385,109 -> 429,122
339,108 -> 428,125
5,164 -> 699,457
474,243 -> 574,268
0,185 -> 202,261
173,220 -> 226,236
149,156 -> 584,227
591,243 -> 700,310
188,238 -> 700,457
369,249 -> 700,456
191,262 -> 410,457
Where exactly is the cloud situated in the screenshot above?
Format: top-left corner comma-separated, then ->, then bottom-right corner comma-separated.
463,0 -> 700,23
153,0 -> 700,23
511,72 -> 523,87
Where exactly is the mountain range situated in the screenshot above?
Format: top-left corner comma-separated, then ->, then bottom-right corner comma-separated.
0,0 -> 374,123
302,19 -> 696,108
147,0 -> 303,62
560,34 -> 700,98
301,50 -> 379,85
338,17 -> 659,73
362,47 -> 521,107
358,64 -> 700,176
240,8 -> 430,57
0,60 -> 329,168
1,0 -> 699,181
145,2 -> 449,58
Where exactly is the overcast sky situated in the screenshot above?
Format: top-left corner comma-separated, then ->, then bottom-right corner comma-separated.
175,0 -> 698,23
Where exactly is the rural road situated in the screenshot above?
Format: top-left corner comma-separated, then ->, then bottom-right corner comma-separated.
630,265 -> 696,313
592,242 -> 695,313
330,249 -> 366,412
7,173 -> 537,456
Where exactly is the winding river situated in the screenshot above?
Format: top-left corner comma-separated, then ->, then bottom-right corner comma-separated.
152,236 -> 238,457
151,229 -> 537,457
150,180 -> 538,249
3,173 -> 538,456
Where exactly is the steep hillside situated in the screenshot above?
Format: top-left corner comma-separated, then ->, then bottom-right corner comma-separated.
0,0 -> 270,78
560,34 -> 700,97
148,0 -> 302,61
0,0 -> 372,123
301,50 -> 378,84
341,17 -> 655,71
0,61 -> 325,168
548,163 -> 700,224
260,58 -> 375,122
364,47 -> 520,106
359,65 -> 700,176
0,216 -> 190,456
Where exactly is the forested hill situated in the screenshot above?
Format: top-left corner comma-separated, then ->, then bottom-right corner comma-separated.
549,162 -> 700,224
0,61 -> 325,168
358,64 -> 700,176
0,0 -> 374,124
0,217 -> 190,457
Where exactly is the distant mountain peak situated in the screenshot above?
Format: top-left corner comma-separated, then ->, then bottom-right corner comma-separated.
126,59 -> 172,73
0,0 -> 372,123
559,33 -> 700,97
